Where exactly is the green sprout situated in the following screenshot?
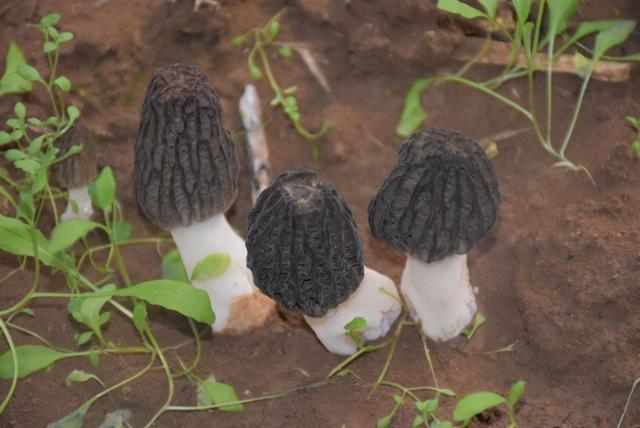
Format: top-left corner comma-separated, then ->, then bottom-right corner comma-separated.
397,0 -> 640,176
232,10 -> 330,159
625,116 -> 640,157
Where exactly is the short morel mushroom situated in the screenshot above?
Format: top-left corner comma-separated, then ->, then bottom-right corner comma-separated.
54,123 -> 98,222
246,169 -> 402,355
368,128 -> 500,342
135,63 -> 274,333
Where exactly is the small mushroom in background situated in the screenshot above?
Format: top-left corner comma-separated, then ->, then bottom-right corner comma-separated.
246,169 -> 402,355
53,123 -> 98,222
368,128 -> 501,342
134,63 -> 274,334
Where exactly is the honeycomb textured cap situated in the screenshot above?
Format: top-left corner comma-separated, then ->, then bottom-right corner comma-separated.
368,128 -> 500,263
134,63 -> 239,229
246,169 -> 364,318
53,123 -> 98,188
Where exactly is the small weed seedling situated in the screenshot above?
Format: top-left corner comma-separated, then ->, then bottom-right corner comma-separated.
398,0 -> 640,175
232,10 -> 330,159
625,116 -> 640,157
0,13 -> 327,425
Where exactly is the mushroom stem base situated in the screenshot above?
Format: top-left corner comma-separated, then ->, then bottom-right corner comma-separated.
170,214 -> 274,333
304,266 -> 402,356
62,187 -> 93,222
401,254 -> 476,342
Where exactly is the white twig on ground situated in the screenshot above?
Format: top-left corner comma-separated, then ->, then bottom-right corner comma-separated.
285,43 -> 332,94
239,84 -> 271,204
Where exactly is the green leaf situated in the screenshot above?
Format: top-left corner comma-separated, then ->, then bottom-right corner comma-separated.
0,345 -> 76,379
376,413 -> 393,428
17,64 -> 44,84
593,20 -> 636,63
411,415 -> 425,428
508,380 -> 526,406
133,302 -> 147,334
344,316 -> 367,332
416,397 -> 439,413
79,280 -> 215,325
0,215 -> 62,268
478,0 -> 498,19
43,41 -> 58,54
437,0 -> 485,19
76,331 -> 93,346
49,219 -> 101,253
191,253 -> 231,281
197,376 -> 244,412
67,105 -> 80,123
88,349 -> 100,368
69,284 -> 116,341
547,0 -> 579,38
277,45 -> 293,59
231,36 -> 245,48
161,248 -> 189,283
98,409 -> 132,428
269,20 -> 280,39
397,78 -> 433,137
5,149 -> 26,161
56,32 -> 74,43
0,42 -> 32,97
565,20 -> 619,48
88,167 -> 115,213
14,102 -> 26,119
41,13 -> 60,26
434,422 -> 454,428
249,64 -> 262,80
452,392 -> 506,421
631,140 -> 640,157
47,26 -> 59,38
461,313 -> 487,339
437,388 -> 456,397
54,76 -> 71,92
65,369 -> 104,387
46,405 -> 88,428
112,220 -> 132,244
0,131 -> 11,145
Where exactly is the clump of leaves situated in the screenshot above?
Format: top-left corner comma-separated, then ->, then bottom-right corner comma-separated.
232,9 -> 330,159
625,116 -> 640,157
398,0 -> 640,175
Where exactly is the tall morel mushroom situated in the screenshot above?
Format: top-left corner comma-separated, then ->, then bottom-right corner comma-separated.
246,169 -> 402,355
54,123 -> 98,222
135,63 -> 274,333
368,128 -> 500,342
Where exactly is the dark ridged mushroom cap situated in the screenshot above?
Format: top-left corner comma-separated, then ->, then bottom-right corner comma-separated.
53,123 -> 98,189
134,63 -> 239,230
368,128 -> 500,263
246,169 -> 364,318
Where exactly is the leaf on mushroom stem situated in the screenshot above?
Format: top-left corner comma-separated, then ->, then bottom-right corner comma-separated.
88,166 -> 115,213
344,316 -> 367,332
191,253 -> 231,281
161,249 -> 190,283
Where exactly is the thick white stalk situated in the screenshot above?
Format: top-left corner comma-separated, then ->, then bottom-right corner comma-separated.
170,214 -> 273,333
304,266 -> 402,356
62,186 -> 93,222
401,254 -> 476,342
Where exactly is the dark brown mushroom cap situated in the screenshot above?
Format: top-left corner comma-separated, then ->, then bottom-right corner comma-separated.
53,123 -> 98,189
368,128 -> 500,263
134,63 -> 238,230
246,169 -> 364,318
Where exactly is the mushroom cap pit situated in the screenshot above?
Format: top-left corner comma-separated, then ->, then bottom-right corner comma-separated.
53,123 -> 98,189
368,128 -> 500,263
134,63 -> 239,230
246,169 -> 364,318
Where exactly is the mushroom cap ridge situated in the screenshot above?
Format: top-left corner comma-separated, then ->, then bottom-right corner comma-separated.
54,123 -> 98,189
246,169 -> 364,318
368,128 -> 500,263
134,63 -> 239,229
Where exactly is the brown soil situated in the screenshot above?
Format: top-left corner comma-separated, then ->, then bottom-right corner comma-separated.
1,0 -> 640,427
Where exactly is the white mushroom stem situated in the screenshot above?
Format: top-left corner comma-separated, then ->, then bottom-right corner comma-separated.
401,254 -> 477,342
170,213 -> 271,333
61,186 -> 93,222
304,266 -> 402,356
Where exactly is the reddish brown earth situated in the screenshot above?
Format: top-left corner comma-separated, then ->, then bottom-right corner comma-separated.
1,0 -> 640,427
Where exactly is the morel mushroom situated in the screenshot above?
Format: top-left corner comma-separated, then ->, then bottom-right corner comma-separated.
135,63 -> 273,333
368,128 -> 500,342
54,123 -> 98,222
246,169 -> 402,355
